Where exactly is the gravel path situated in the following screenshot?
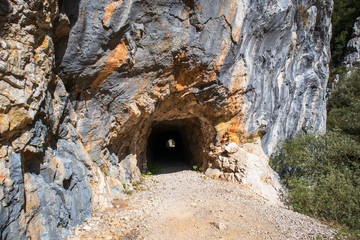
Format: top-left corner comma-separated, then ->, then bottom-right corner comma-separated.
67,163 -> 336,240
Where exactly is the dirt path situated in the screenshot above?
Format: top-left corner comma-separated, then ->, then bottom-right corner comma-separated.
67,164 -> 335,240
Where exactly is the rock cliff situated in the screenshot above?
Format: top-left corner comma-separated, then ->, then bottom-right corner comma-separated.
0,0 -> 332,239
344,17 -> 360,68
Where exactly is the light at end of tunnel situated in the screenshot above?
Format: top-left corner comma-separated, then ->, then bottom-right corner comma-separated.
166,139 -> 176,148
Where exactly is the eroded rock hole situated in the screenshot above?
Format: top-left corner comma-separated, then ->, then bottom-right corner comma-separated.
146,118 -> 205,173
21,151 -> 44,175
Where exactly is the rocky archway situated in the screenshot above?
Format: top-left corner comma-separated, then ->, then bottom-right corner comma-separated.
106,91 -> 219,175
146,118 -> 205,172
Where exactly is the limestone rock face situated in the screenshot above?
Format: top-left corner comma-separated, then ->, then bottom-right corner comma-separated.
344,17 -> 360,68
0,0 -> 332,238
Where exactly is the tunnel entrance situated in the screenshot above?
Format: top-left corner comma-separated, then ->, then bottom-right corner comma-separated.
146,118 -> 205,173
147,127 -> 189,172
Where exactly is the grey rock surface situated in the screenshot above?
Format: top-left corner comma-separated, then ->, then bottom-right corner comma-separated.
57,0 -> 332,155
0,0 -> 333,238
0,153 -> 25,240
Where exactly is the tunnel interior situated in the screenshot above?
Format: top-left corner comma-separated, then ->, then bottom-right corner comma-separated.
146,118 -> 205,173
147,128 -> 189,166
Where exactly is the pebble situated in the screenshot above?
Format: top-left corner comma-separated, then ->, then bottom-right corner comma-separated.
211,222 -> 227,231
83,225 -> 91,231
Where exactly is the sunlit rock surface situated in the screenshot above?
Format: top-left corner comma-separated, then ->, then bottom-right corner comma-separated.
0,0 -> 332,238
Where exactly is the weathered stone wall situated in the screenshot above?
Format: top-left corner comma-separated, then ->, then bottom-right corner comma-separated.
0,0 -> 332,238
0,1 -> 94,239
344,17 -> 360,68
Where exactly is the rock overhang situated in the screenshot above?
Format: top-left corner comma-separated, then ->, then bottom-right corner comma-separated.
56,0 -> 331,206
0,0 -> 333,238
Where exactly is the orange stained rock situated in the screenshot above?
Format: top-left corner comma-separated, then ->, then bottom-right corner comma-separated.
8,106 -> 32,131
260,176 -> 268,183
228,115 -> 244,144
24,174 -> 40,213
217,0 -> 226,17
232,24 -> 242,43
217,0 -> 243,42
175,67 -> 205,91
195,2 -> 201,11
214,45 -> 231,70
49,156 -> 66,182
23,172 -> 44,240
26,218 -> 44,240
92,41 -> 128,87
218,0 -> 236,20
84,130 -> 95,152
34,35 -> 51,63
0,113 -> 10,134
39,35 -> 51,51
103,1 -> 123,26
173,52 -> 209,91
215,115 -> 244,145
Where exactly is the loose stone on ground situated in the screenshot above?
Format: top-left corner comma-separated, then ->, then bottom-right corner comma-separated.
67,167 -> 335,240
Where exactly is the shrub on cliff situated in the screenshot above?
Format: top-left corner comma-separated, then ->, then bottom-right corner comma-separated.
270,131 -> 360,229
271,68 -> 360,230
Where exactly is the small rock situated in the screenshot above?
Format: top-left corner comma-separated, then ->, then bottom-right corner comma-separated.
224,142 -> 238,154
190,203 -> 198,208
82,225 -> 91,231
211,221 -> 226,231
205,168 -> 222,179
3,178 -> 13,187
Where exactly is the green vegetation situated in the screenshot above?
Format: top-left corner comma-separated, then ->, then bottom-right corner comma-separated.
335,228 -> 360,240
327,68 -> 360,141
270,132 -> 360,229
270,69 -> 360,234
122,183 -> 134,195
133,180 -> 143,191
123,189 -> 133,195
331,0 -> 360,66
102,167 -> 109,177
147,163 -> 163,175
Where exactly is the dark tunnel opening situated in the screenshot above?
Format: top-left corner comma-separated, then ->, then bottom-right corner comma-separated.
150,130 -> 185,162
146,118 -> 205,174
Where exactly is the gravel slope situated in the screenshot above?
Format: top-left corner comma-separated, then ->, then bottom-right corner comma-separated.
67,163 -> 336,240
